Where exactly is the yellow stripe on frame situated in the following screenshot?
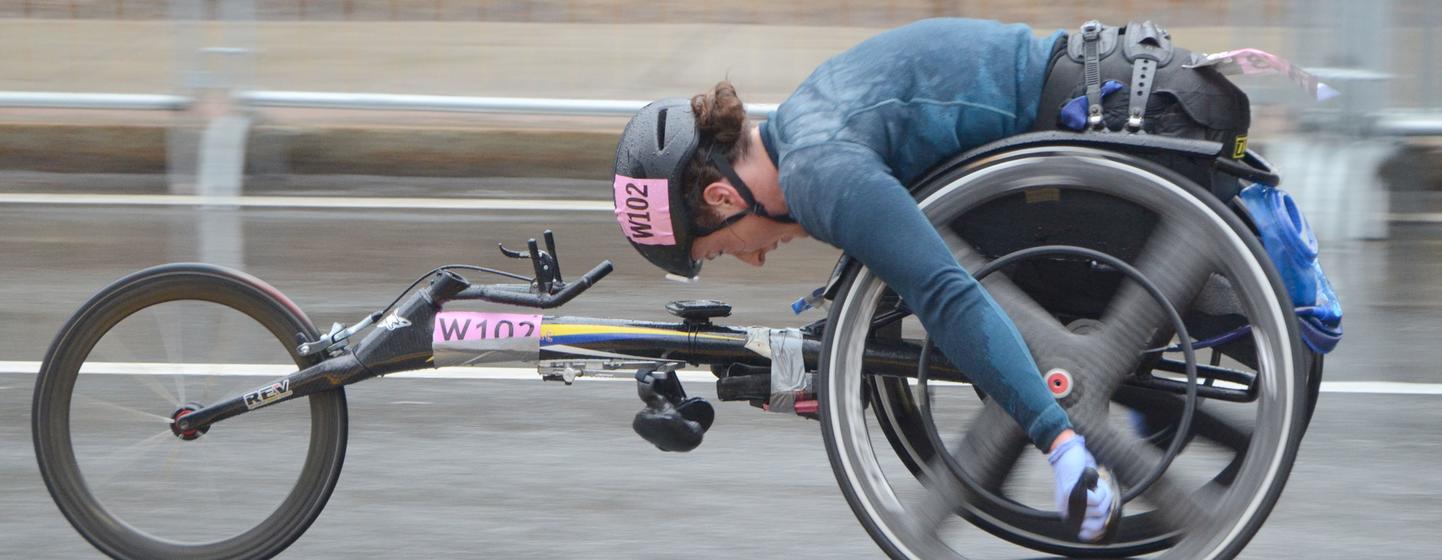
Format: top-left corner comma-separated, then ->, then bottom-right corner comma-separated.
540,323 -> 741,342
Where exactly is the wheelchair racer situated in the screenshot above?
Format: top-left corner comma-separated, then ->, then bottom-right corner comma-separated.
608,18 -> 1249,543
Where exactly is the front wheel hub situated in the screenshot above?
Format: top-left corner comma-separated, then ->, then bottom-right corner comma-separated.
170,403 -> 210,441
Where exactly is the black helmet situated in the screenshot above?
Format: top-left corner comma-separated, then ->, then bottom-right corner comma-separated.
613,98 -> 794,278
612,98 -> 703,278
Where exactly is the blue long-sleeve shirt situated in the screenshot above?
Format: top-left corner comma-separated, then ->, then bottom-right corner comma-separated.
762,18 -> 1062,236
760,19 -> 1072,448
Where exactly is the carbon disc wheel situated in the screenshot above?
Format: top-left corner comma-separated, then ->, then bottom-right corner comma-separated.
819,147 -> 1307,559
32,263 -> 348,560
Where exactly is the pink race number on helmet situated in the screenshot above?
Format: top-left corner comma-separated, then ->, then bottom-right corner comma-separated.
613,174 -> 676,246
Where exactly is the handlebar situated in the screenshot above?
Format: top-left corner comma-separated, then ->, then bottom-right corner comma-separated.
451,260 -> 613,309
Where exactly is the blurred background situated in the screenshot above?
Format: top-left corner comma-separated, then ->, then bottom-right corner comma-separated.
2,1 -> 1439,558
1,1 -> 1439,205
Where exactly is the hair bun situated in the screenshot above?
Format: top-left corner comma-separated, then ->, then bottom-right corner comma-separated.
691,81 -> 747,146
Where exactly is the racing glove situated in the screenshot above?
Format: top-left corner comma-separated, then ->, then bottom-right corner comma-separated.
1049,434 -> 1121,542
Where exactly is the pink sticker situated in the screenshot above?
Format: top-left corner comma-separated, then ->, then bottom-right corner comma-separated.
433,312 -> 542,343
613,174 -> 676,246
1187,48 -> 1338,102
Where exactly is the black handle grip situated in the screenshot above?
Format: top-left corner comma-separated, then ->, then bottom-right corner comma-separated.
545,260 -> 613,308
452,260 -> 613,309
581,260 -> 614,284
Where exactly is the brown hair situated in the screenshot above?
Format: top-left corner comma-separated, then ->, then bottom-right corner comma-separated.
685,80 -> 753,227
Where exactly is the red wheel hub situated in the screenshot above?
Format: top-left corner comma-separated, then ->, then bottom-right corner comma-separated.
169,405 -> 208,440
1044,369 -> 1073,399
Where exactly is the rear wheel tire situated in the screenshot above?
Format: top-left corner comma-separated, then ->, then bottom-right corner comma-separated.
819,147 -> 1308,559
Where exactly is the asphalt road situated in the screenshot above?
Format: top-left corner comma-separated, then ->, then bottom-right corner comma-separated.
2,177 -> 1440,559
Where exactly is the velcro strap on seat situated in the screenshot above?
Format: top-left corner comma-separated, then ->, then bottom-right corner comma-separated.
1081,20 -> 1105,129
1122,20 -> 1173,132
1127,58 -> 1158,131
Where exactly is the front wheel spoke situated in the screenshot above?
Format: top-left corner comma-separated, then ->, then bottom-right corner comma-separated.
73,392 -> 175,424
174,372 -> 188,405
197,438 -> 229,517
86,429 -> 175,491
160,443 -> 183,479
133,373 -> 180,408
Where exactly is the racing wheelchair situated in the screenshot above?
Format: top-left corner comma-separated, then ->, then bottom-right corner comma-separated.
818,131 -> 1333,559
32,130 -> 1335,559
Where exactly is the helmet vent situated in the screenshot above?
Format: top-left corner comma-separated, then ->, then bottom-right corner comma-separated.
655,108 -> 668,150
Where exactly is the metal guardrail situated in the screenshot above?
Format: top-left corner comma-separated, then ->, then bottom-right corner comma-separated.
188,92 -> 777,202
8,89 -> 1437,136
0,92 -> 192,111
236,91 -> 779,119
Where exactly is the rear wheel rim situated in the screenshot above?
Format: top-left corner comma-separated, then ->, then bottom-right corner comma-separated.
820,148 -> 1304,559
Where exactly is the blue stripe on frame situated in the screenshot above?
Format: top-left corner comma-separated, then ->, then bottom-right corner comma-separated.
543,333 -> 678,346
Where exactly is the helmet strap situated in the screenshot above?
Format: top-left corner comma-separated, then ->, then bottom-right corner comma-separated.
708,149 -> 795,224
692,209 -> 750,238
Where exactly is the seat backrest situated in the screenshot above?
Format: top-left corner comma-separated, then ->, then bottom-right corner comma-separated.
906,131 -> 1278,203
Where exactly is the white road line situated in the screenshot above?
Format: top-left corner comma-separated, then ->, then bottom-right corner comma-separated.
1313,381 -> 1442,395
0,361 -> 714,383
3,361 -> 1440,395
0,193 -> 611,212
1388,213 -> 1442,224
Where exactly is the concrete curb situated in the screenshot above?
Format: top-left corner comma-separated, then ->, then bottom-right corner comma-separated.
248,125 -> 619,179
0,123 -> 169,174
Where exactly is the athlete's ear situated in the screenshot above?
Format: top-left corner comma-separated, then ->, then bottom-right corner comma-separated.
701,181 -> 744,212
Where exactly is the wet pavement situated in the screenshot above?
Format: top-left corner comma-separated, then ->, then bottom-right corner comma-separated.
2,176 -> 1440,558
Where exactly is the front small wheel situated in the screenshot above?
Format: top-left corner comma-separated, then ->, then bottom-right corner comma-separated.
32,263 -> 348,560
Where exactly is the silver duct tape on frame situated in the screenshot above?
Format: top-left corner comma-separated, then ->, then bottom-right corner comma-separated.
432,337 -> 542,368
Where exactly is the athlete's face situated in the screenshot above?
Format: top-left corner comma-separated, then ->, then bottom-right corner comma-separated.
690,214 -> 806,267
688,142 -> 800,268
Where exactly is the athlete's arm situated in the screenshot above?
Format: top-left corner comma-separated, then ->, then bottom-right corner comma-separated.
779,141 -> 1072,450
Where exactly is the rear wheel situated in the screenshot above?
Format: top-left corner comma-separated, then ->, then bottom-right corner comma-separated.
32,263 -> 348,560
819,147 -> 1307,559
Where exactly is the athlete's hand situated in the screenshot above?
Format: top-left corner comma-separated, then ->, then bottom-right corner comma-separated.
1049,434 -> 1118,542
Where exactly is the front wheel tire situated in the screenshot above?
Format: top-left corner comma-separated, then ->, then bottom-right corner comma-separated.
32,263 -> 348,560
